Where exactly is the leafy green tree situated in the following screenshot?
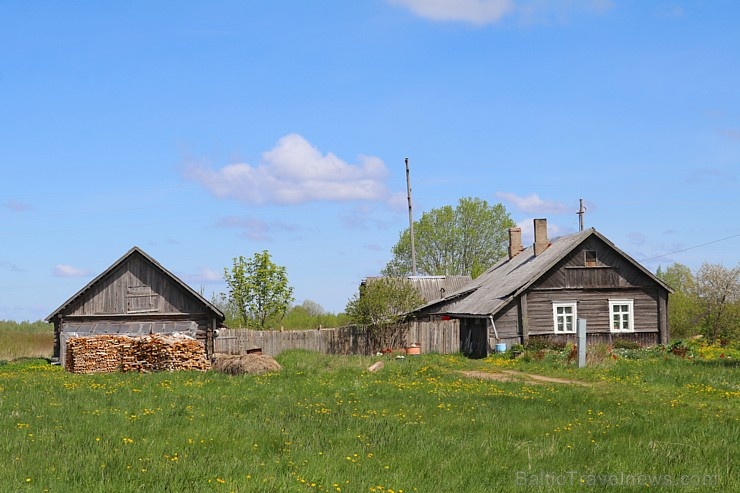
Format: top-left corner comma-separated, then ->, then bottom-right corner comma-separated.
382,197 -> 515,278
210,292 -> 241,328
657,262 -> 740,342
345,277 -> 426,349
656,263 -> 702,339
280,300 -> 350,330
223,251 -> 294,329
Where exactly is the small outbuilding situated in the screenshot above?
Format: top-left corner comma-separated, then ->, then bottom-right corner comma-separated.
46,246 -> 224,367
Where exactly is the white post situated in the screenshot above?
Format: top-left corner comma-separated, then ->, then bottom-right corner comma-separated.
577,318 -> 587,368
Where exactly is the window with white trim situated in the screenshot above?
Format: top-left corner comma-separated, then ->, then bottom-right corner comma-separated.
553,302 -> 577,334
609,299 -> 634,332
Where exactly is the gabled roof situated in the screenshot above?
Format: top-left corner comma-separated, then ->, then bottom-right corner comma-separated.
364,275 -> 472,303
46,246 -> 224,321
415,228 -> 673,318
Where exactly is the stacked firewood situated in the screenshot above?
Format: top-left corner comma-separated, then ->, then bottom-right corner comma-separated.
65,334 -> 210,374
65,335 -> 128,373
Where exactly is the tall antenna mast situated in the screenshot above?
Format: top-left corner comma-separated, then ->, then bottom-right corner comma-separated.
577,198 -> 586,231
406,157 -> 417,276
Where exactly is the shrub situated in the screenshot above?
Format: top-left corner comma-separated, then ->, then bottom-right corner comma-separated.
524,339 -> 567,351
612,339 -> 641,350
669,340 -> 691,358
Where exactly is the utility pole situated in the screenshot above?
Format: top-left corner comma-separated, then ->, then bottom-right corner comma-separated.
406,157 -> 417,276
577,198 -> 586,231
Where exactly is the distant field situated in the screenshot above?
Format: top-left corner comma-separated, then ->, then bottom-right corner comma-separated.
0,321 -> 53,361
1,346 -> 737,492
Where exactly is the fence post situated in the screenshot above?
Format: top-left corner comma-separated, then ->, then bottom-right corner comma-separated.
577,318 -> 587,368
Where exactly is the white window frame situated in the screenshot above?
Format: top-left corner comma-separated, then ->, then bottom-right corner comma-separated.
552,302 -> 577,334
609,299 -> 634,332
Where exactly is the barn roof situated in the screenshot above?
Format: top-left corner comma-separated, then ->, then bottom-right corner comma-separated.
46,246 -> 225,321
414,227 -> 673,318
363,275 -> 472,303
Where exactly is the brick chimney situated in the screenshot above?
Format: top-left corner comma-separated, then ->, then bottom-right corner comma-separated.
508,227 -> 524,259
533,218 -> 549,256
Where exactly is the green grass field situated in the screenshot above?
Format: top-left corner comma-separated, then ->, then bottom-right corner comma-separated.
0,343 -> 737,492
0,321 -> 53,362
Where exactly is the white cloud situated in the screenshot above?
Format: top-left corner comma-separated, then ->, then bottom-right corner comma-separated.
721,128 -> 740,141
390,0 -> 514,25
389,0 -> 613,25
185,134 -> 392,206
181,267 -> 223,284
5,200 -> 33,212
339,205 -> 391,231
197,268 -> 223,282
53,264 -> 91,278
496,192 -> 571,214
657,4 -> 684,18
215,215 -> 299,241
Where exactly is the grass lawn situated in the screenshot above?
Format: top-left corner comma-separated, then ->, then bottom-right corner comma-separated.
0,346 -> 737,492
0,321 -> 53,361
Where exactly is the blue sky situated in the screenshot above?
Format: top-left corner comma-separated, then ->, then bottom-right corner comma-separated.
2,0 -> 738,322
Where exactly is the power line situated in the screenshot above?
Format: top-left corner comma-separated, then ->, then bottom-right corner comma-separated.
639,233 -> 740,262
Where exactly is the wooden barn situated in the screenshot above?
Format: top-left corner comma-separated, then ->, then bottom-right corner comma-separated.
411,219 -> 673,357
46,246 -> 225,366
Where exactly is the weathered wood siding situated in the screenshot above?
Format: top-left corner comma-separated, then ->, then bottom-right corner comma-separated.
457,302 -> 524,357
215,320 -> 460,357
533,236 -> 656,290
492,301 -> 520,338
50,250 -> 222,367
58,319 -> 208,367
64,254 -> 206,316
518,235 -> 669,345
528,332 -> 660,346
524,289 -> 660,335
407,319 -> 460,354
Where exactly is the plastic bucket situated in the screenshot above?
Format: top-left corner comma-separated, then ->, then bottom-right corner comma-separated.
495,343 -> 507,353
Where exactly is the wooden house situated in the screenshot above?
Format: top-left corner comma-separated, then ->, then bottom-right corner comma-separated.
411,219 -> 673,357
46,246 -> 225,366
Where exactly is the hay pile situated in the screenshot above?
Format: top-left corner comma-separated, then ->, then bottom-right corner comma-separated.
65,334 -> 210,374
212,353 -> 282,375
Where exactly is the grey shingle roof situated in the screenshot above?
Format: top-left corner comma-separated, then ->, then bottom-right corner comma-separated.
408,275 -> 472,302
415,227 -> 672,317
364,275 -> 472,303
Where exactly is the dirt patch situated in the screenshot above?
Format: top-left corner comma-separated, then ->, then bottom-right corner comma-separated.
461,369 -> 593,387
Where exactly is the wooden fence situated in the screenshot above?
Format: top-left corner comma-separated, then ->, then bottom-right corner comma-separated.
214,319 -> 460,356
